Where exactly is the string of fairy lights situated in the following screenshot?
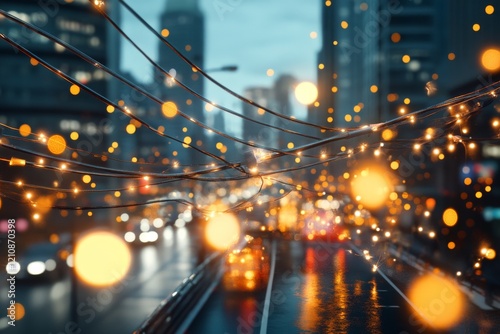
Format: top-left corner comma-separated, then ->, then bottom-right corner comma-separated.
0,0 -> 499,282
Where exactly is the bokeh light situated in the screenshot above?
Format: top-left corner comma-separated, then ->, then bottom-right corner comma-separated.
350,167 -> 391,209
294,81 -> 318,105
74,230 -> 132,287
205,213 -> 240,250
162,101 -> 178,118
442,208 -> 458,227
69,84 -> 80,95
481,48 -> 500,72
19,124 -> 31,137
408,274 -> 465,330
47,135 -> 67,155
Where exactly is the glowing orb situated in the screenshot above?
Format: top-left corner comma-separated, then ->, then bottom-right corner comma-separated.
485,248 -> 496,260
19,124 -> 31,137
205,213 -> 240,250
162,101 -> 178,118
481,48 -> 500,72
408,274 -> 465,330
74,231 -> 132,287
47,135 -> 67,155
294,81 -> 318,105
350,168 -> 391,209
442,208 -> 458,227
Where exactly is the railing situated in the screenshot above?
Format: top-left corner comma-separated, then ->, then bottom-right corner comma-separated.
133,251 -> 225,334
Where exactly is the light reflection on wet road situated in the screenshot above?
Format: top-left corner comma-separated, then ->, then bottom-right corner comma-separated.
190,240 -> 437,334
0,226 -> 197,334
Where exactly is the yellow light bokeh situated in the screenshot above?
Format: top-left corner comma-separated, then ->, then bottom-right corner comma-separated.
205,213 -> 240,250
82,175 -> 92,184
74,231 -> 132,287
351,168 -> 391,209
162,101 -> 178,118
382,129 -> 395,141
442,208 -> 458,227
402,55 -> 411,63
70,84 -> 80,96
183,136 -> 192,148
13,302 -> 25,320
408,274 -> 465,330
70,131 -> 79,140
485,248 -> 496,260
126,124 -> 136,134
294,82 -> 318,105
485,5 -> 495,14
390,161 -> 399,170
481,48 -> 500,72
19,124 -> 31,137
47,135 -> 67,155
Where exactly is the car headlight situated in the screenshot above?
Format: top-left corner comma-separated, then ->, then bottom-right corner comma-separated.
45,259 -> 57,271
124,231 -> 136,243
27,261 -> 46,275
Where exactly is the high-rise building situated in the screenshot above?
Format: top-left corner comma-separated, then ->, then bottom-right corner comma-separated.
158,0 -> 205,166
379,0 -> 445,123
242,87 -> 278,149
0,1 -> 111,224
311,0 -> 380,132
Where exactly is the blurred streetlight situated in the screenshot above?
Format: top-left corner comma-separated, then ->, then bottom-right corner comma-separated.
294,81 -> 318,105
205,65 -> 238,73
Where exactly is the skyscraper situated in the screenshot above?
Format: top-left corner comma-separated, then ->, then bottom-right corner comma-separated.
158,0 -> 205,166
0,1 -> 111,224
311,0 -> 380,132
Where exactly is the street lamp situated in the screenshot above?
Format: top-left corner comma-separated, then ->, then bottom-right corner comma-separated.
204,65 -> 238,73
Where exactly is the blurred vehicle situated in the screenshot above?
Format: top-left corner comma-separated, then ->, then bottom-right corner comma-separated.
123,217 -> 160,246
223,238 -> 270,291
16,241 -> 69,281
243,220 -> 273,239
302,209 -> 350,242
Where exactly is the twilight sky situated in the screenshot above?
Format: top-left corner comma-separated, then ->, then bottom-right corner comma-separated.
120,0 -> 321,133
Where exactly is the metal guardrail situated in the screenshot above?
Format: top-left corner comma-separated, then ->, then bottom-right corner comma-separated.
133,251 -> 225,334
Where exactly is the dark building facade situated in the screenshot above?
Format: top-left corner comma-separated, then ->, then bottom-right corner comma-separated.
157,0 -> 206,166
0,0 -> 111,225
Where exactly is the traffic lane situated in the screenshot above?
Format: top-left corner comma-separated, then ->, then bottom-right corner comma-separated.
188,285 -> 267,334
266,240 -> 438,334
0,227 -> 197,333
83,227 -> 198,334
188,239 -> 425,334
378,244 -> 500,334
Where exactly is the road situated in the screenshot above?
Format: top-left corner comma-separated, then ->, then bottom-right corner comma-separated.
189,239 -> 500,334
0,226 -> 198,334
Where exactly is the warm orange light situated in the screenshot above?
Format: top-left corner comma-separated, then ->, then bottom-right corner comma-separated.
161,28 -> 170,37
481,48 -> 500,72
442,208 -> 458,227
126,124 -> 136,134
74,231 -> 131,287
205,213 -> 240,250
69,84 -> 80,95
162,101 -> 178,118
408,274 -> 465,330
351,168 -> 391,209
47,135 -> 67,155
294,82 -> 318,105
19,124 -> 31,137
485,248 -> 496,260
391,32 -> 401,43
